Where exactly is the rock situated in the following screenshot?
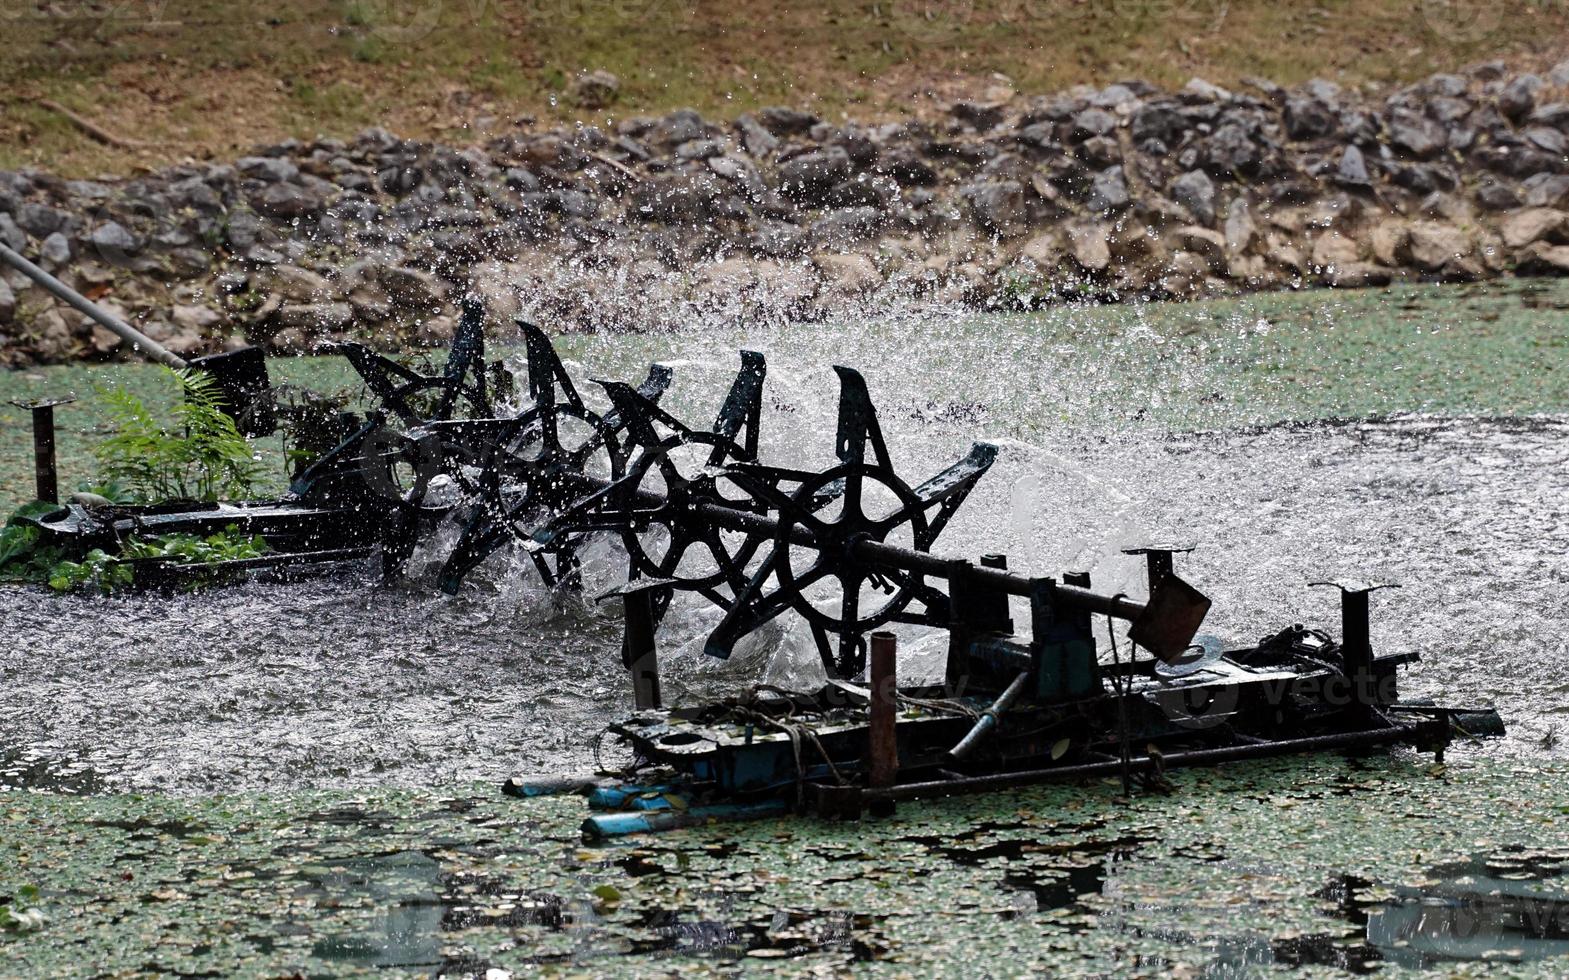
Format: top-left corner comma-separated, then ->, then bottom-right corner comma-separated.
170,176 -> 223,211
632,171 -> 724,222
1311,231 -> 1360,269
809,206 -> 886,244
251,182 -> 328,219
735,114 -> 779,158
1019,232 -> 1062,268
1066,221 -> 1111,272
1516,241 -> 1569,275
1474,181 -> 1522,211
750,221 -> 807,259
1528,103 -> 1569,129
1224,197 -> 1256,254
1524,124 -> 1567,154
267,327 -> 312,353
1335,145 -> 1370,186
708,155 -> 766,198
267,264 -> 334,302
15,202 -> 66,238
0,213 -> 25,251
0,278 -> 12,324
1131,102 -> 1183,145
777,147 -> 854,205
1070,108 -> 1118,141
751,259 -> 818,309
874,148 -> 937,187
756,107 -> 819,136
39,231 -> 71,269
416,314 -> 456,345
377,265 -> 446,309
952,101 -> 1008,130
1499,208 -> 1569,249
89,323 -> 123,355
172,304 -> 223,332
813,253 -> 880,294
1522,174 -> 1569,209
1406,221 -> 1470,271
1499,75 -> 1542,121
676,138 -> 725,160
1370,221 -> 1410,266
272,302 -> 353,332
85,221 -> 139,264
961,180 -> 1027,235
1172,226 -> 1227,271
1284,96 -> 1337,141
237,156 -> 300,182
1265,237 -> 1306,275
1170,169 -> 1217,226
569,70 -> 620,110
1086,167 -> 1130,213
1386,110 -> 1446,159
1184,77 -> 1232,102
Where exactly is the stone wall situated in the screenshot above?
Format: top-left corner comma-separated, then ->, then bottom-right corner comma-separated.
3,59 -> 1569,366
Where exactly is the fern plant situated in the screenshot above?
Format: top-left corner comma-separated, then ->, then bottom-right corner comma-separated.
94,368 -> 262,502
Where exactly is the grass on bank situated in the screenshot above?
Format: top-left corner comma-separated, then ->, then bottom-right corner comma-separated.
3,0 -> 1569,175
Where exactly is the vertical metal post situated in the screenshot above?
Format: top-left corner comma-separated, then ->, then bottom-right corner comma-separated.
624,587 -> 662,709
1310,580 -> 1398,714
868,631 -> 898,789
11,398 -> 72,504
1340,589 -> 1371,687
31,404 -> 58,504
1063,569 -> 1093,638
946,555 -> 1015,693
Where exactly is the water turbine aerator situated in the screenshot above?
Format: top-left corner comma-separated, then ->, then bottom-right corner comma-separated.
11,299 -> 1505,835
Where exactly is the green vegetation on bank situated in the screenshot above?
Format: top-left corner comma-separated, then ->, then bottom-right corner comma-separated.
4,0 -> 1567,174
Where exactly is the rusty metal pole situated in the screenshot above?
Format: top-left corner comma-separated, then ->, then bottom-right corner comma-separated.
868,631 -> 898,791
11,398 -> 72,504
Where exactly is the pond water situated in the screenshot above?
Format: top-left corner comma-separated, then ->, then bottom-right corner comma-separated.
3,281 -> 1569,975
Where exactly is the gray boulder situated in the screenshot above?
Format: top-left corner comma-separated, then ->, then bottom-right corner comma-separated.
15,202 -> 66,239
777,147 -> 854,205
1523,173 -> 1569,209
1475,181 -> 1522,211
808,206 -> 886,244
1498,75 -> 1542,121
735,114 -> 779,158
237,156 -> 300,183
960,180 -> 1027,235
756,107 -> 819,136
86,222 -> 138,263
1284,96 -> 1337,141
1386,110 -> 1446,159
251,182 -> 328,219
0,213 -> 25,252
1086,167 -> 1130,213
1336,145 -> 1370,186
39,231 -> 71,269
1170,169 -> 1217,226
